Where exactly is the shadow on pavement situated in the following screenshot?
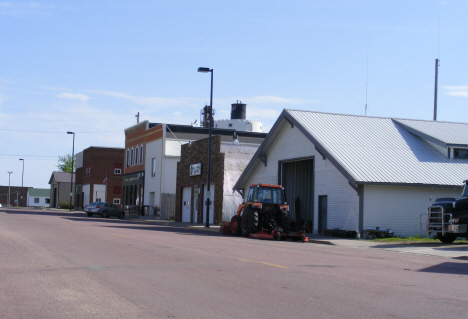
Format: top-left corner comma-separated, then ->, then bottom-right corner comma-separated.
3,208 -> 221,237
419,262 -> 468,276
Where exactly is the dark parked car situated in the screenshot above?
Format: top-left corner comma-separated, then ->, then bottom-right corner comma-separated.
84,202 -> 125,219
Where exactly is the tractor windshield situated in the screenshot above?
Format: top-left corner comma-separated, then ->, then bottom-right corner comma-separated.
256,187 -> 284,204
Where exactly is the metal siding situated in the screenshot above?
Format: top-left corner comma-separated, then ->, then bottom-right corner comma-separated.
363,185 -> 462,237
163,157 -> 179,194
241,121 -> 360,234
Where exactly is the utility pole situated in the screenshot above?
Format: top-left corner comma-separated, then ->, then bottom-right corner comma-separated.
135,112 -> 140,124
7,171 -> 12,207
433,59 -> 439,121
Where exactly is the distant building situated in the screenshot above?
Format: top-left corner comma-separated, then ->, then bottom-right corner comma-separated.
49,171 -> 75,208
212,102 -> 263,133
27,188 -> 50,207
75,146 -> 124,209
0,185 -> 29,207
123,121 -> 267,220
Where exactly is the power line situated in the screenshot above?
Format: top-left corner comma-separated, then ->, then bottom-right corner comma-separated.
0,128 -> 123,134
0,154 -> 59,158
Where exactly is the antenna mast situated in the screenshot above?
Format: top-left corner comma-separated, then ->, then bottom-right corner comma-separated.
135,112 -> 140,124
433,59 -> 439,121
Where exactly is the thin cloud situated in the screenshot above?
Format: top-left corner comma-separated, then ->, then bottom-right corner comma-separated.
0,2 -> 55,16
88,90 -> 199,109
57,92 -> 90,102
246,96 -> 314,105
443,86 -> 468,97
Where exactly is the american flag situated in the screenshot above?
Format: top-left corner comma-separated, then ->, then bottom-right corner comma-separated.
103,173 -> 108,184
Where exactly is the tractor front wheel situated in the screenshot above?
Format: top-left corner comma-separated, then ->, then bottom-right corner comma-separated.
230,215 -> 242,236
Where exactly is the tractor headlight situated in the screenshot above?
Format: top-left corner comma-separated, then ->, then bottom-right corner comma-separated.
451,218 -> 459,223
452,201 -> 456,208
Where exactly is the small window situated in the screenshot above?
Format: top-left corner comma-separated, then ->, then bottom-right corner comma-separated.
135,147 -> 139,165
454,148 -> 468,159
113,198 -> 121,205
114,168 -> 121,175
130,148 -> 134,166
34,198 -> 39,203
126,150 -> 130,167
45,198 -> 50,204
152,158 -> 157,177
96,198 -> 102,202
140,145 -> 143,164
229,123 -> 233,127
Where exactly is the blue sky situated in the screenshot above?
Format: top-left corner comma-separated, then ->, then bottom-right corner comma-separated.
1,0 -> 467,189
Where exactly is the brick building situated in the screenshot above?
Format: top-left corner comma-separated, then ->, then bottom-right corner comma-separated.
0,185 -> 29,207
75,147 -> 124,210
175,136 -> 261,225
124,121 -> 267,220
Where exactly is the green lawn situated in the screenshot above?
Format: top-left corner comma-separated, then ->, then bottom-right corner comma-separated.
373,235 -> 468,243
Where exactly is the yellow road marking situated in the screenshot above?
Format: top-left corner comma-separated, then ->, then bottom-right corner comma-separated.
112,234 -> 129,238
237,259 -> 287,269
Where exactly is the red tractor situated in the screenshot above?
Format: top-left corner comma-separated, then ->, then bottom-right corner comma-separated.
230,184 -> 307,242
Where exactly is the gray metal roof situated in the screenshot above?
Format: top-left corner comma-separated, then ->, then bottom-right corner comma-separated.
169,132 -> 265,145
49,171 -> 75,184
287,110 -> 468,187
394,119 -> 468,146
234,110 -> 468,190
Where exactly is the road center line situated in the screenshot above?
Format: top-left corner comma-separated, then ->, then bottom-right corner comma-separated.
113,234 -> 129,238
237,259 -> 288,269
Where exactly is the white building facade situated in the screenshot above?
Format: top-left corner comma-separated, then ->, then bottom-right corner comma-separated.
235,110 -> 468,238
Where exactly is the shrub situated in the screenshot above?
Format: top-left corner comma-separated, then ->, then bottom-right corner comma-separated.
59,202 -> 74,209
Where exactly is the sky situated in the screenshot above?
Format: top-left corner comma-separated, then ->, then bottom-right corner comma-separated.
1,0 -> 467,189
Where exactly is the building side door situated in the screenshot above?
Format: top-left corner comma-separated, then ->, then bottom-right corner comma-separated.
181,187 -> 192,222
83,184 -> 90,206
318,195 -> 327,234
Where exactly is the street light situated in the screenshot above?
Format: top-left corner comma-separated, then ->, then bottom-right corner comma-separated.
7,171 -> 12,207
67,132 -> 75,211
19,159 -> 24,207
198,67 -> 213,228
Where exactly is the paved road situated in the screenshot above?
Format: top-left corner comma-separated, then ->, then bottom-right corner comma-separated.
1,208 -> 467,319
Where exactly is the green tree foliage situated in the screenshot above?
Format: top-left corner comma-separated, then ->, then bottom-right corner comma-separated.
57,154 -> 76,172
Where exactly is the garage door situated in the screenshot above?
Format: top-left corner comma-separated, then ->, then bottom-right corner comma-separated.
280,159 -> 314,228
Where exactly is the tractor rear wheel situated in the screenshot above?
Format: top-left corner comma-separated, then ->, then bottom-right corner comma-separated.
241,207 -> 258,237
230,215 -> 242,236
281,212 -> 291,234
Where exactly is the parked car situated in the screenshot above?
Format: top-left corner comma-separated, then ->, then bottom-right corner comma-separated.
84,202 -> 125,219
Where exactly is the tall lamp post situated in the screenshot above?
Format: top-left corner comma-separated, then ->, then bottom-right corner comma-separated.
198,67 -> 213,228
7,171 -> 12,207
19,159 -> 24,207
67,132 -> 75,211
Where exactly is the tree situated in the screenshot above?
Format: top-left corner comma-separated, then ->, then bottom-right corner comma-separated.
57,154 -> 76,172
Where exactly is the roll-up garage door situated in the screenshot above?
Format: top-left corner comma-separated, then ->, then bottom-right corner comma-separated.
281,159 -> 314,228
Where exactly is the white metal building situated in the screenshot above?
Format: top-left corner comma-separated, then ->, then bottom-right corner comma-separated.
234,110 -> 468,238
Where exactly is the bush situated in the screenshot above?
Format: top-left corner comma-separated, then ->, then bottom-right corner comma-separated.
59,202 -> 74,209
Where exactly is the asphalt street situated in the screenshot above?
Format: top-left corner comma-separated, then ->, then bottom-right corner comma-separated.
1,208 -> 467,319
